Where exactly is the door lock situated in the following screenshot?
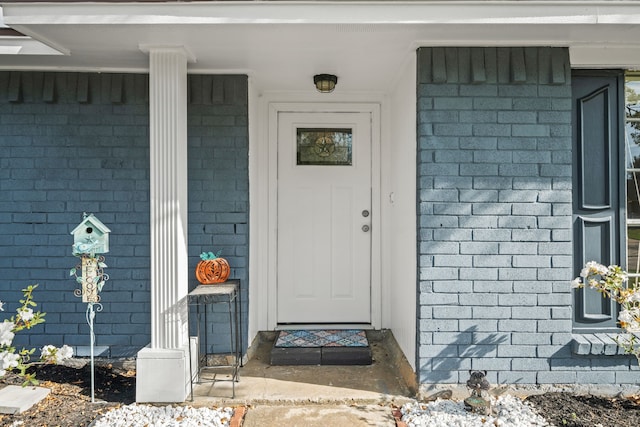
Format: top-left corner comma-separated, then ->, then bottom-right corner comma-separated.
362,210 -> 370,217
362,225 -> 370,232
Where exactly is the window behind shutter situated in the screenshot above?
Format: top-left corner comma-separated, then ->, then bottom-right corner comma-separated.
572,70 -> 624,331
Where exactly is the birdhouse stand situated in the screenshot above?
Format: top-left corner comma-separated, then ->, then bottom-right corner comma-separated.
70,213 -> 110,403
71,213 -> 110,303
71,213 -> 111,256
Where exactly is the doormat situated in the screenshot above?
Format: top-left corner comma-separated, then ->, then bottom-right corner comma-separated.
271,329 -> 372,365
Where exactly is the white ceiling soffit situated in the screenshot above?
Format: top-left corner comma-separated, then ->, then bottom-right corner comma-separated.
0,6 -> 66,55
2,1 -> 640,92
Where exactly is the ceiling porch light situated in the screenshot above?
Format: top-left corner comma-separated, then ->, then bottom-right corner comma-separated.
313,74 -> 338,93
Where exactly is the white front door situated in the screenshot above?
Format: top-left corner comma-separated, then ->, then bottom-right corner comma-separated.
277,111 -> 372,324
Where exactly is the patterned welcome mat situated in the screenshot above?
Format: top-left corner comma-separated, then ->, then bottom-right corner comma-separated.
274,329 -> 369,348
271,329 -> 372,365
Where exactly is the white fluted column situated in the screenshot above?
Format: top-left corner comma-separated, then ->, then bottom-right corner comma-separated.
148,47 -> 189,350
137,45 -> 194,403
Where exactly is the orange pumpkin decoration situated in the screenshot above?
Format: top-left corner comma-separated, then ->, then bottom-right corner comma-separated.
196,257 -> 230,284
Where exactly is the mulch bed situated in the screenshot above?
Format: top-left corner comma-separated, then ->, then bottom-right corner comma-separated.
526,392 -> 640,427
0,363 -> 135,426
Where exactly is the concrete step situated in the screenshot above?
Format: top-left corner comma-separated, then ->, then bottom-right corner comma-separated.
270,329 -> 373,366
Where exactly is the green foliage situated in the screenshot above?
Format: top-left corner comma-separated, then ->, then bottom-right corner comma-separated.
0,285 -> 47,386
626,85 -> 640,105
10,285 -> 46,332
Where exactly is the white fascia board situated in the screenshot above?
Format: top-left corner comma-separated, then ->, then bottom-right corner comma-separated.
571,45 -> 640,69
3,1 -> 638,26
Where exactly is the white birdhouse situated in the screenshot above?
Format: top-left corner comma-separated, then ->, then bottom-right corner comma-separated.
71,214 -> 111,255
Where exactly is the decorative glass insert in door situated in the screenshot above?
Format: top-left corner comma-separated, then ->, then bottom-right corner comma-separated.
625,73 -> 640,284
296,128 -> 352,166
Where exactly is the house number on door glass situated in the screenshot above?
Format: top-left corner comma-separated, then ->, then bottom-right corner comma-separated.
296,128 -> 353,166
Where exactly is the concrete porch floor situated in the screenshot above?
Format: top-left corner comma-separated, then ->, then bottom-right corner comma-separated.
189,330 -> 416,425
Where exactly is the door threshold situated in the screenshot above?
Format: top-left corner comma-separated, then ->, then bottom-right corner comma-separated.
275,324 -> 374,330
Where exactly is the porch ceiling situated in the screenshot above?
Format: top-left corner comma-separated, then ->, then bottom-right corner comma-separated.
2,2 -> 640,93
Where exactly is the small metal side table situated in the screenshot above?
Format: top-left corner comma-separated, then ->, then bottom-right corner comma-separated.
188,280 -> 241,399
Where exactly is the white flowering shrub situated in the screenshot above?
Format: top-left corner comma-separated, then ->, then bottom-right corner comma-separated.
40,344 -> 74,364
0,284 -> 73,385
572,261 -> 640,363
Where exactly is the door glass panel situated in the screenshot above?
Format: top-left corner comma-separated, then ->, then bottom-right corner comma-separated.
296,128 -> 352,166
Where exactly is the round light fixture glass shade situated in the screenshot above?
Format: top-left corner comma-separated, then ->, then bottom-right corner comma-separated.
313,74 -> 338,93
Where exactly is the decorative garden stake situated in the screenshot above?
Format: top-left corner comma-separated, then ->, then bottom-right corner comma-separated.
70,213 -> 110,403
464,370 -> 491,415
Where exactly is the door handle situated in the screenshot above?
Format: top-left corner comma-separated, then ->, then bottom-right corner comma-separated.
362,225 -> 370,232
362,210 -> 370,217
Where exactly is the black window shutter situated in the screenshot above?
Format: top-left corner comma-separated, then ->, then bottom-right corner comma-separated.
572,70 -> 625,331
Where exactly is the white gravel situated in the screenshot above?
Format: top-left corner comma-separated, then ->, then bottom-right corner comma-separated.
91,404 -> 235,427
89,395 -> 552,426
401,395 -> 551,427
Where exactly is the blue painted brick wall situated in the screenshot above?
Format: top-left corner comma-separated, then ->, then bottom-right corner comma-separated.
0,72 -> 151,358
416,47 -> 637,386
187,75 -> 249,354
0,72 -> 249,358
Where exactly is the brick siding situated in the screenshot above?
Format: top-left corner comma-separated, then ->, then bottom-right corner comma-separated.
187,75 -> 249,354
416,47 -> 637,385
0,72 -> 248,357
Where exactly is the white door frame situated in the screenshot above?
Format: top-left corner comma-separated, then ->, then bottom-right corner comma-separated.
264,101 -> 381,330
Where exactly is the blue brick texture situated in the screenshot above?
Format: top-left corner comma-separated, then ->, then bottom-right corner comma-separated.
0,72 -> 248,358
188,75 -> 249,353
417,47 -> 636,386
